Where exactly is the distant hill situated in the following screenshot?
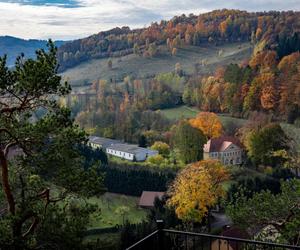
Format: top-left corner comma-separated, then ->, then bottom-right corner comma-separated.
0,36 -> 65,67
57,10 -> 300,72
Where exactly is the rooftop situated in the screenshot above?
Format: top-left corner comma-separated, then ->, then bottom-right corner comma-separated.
88,136 -> 120,148
139,191 -> 165,208
107,143 -> 158,155
204,136 -> 243,153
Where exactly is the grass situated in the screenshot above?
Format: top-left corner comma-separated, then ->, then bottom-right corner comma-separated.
62,42 -> 252,88
160,105 -> 247,126
159,105 -> 199,120
83,232 -> 120,248
85,192 -> 147,229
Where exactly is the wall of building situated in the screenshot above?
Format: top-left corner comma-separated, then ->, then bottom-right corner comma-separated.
205,144 -> 243,166
106,148 -> 134,161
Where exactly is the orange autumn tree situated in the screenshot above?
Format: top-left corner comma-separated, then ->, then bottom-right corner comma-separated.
167,160 -> 230,223
189,112 -> 223,139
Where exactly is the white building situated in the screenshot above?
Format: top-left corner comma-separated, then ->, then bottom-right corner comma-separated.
88,136 -> 158,162
106,143 -> 158,161
203,136 -> 243,165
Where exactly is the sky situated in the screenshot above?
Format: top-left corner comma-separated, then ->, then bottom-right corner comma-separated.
0,0 -> 299,40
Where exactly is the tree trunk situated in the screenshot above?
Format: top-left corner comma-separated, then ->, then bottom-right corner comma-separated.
0,150 -> 15,215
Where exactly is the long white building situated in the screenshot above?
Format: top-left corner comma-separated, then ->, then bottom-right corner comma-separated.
88,136 -> 158,162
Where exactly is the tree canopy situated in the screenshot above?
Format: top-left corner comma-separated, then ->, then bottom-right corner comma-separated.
167,160 -> 229,223
226,179 -> 300,245
173,120 -> 206,164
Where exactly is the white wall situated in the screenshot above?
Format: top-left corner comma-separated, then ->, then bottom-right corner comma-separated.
106,148 -> 134,161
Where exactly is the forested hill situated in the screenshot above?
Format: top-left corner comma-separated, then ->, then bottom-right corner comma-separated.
0,36 -> 65,66
57,9 -> 300,72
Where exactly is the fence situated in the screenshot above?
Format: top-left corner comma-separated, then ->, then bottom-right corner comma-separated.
126,220 -> 300,250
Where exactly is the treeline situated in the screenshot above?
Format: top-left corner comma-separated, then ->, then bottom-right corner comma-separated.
57,10 -> 300,71
100,163 -> 177,196
183,49 -> 300,123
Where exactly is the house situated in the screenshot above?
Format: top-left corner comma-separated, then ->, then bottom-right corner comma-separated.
203,136 -> 243,165
212,226 -> 249,250
138,191 -> 165,209
106,143 -> 158,161
88,136 -> 158,161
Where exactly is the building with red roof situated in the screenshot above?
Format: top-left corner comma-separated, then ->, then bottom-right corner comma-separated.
203,136 -> 244,165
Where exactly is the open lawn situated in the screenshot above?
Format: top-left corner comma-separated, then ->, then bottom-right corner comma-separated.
85,192 -> 147,229
159,105 -> 199,120
160,105 -> 247,126
62,42 -> 252,88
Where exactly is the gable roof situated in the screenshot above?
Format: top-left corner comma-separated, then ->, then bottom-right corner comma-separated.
139,191 -> 165,208
204,136 -> 243,153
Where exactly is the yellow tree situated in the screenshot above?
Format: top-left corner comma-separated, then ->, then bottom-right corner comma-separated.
189,112 -> 223,139
167,160 -> 229,223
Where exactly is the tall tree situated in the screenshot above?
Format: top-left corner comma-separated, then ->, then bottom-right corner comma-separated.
189,112 -> 223,139
0,41 -> 105,248
167,160 -> 229,224
173,121 -> 206,164
245,123 -> 289,166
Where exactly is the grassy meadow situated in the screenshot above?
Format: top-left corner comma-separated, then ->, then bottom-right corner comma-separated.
85,192 -> 147,229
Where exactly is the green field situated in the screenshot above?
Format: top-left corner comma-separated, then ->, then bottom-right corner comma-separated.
159,105 -> 199,120
160,105 -> 247,126
62,42 -> 252,88
86,192 -> 147,229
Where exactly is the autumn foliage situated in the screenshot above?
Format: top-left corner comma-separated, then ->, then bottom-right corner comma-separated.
189,112 -> 223,139
167,160 -> 230,223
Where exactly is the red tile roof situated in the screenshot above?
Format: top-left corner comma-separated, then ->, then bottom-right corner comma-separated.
204,136 -> 243,153
139,191 -> 165,208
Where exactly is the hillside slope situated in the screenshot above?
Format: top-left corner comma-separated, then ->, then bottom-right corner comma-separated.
62,42 -> 252,88
57,10 -> 300,72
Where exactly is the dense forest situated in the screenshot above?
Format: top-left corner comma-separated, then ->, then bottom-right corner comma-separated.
58,10 -> 300,71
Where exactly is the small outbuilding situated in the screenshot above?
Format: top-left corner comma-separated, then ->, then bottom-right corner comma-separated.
138,191 -> 165,209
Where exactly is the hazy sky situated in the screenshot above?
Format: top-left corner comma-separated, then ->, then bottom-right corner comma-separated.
0,0 -> 299,40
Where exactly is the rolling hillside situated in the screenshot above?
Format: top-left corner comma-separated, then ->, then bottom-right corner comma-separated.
62,42 -> 252,88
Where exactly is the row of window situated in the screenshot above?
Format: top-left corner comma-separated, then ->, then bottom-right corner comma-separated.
211,151 -> 240,157
106,149 -> 133,159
